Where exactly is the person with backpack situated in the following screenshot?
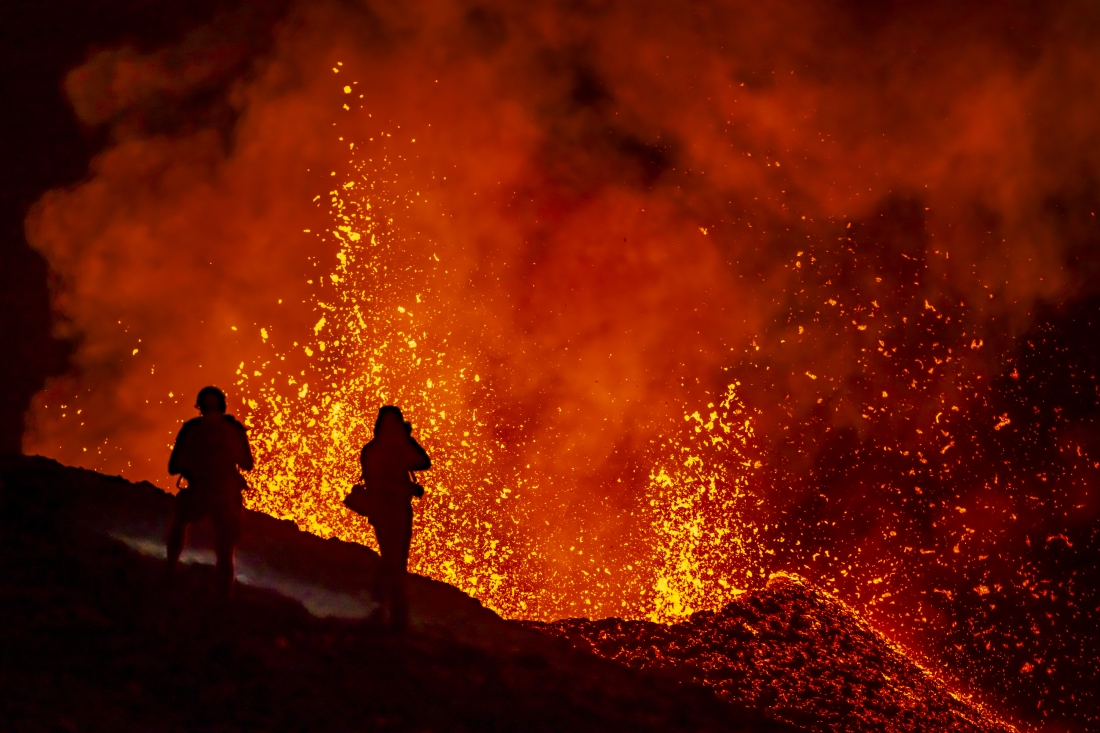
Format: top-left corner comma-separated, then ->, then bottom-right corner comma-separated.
166,386 -> 254,599
353,405 -> 431,631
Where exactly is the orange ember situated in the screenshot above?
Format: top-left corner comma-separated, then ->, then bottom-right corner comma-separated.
20,1 -> 1100,728
235,152 -> 761,619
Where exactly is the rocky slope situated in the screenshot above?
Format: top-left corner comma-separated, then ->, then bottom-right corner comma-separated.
527,575 -> 1014,733
0,455 -> 1013,732
0,455 -> 781,733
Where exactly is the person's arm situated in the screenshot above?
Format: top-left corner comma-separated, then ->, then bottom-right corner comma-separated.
168,422 -> 192,476
407,436 -> 431,472
229,416 -> 255,471
359,442 -> 370,483
239,430 -> 255,472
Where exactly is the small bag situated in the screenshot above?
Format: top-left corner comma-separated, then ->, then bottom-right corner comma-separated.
344,483 -> 382,520
409,472 -> 424,498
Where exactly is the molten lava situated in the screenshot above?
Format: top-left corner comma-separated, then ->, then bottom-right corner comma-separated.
21,1 -> 1100,728
235,161 -> 761,619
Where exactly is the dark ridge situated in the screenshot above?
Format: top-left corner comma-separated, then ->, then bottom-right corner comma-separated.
0,454 -> 784,732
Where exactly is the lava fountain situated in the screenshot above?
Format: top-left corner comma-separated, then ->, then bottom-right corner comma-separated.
237,138 -> 760,620
21,1 -> 1100,726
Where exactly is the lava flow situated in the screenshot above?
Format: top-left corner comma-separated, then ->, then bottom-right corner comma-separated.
21,1 -> 1100,729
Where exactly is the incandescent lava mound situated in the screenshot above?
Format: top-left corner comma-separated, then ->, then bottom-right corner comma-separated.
528,574 -> 1013,733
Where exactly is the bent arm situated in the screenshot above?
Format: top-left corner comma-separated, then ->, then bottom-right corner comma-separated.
360,443 -> 370,483
168,423 -> 191,476
407,437 -> 431,471
232,418 -> 255,472
239,435 -> 255,472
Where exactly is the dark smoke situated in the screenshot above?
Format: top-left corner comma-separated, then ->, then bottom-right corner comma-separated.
20,1 -> 1100,728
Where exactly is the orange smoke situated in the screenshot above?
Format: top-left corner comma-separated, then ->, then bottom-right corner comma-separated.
23,2 -> 1100,708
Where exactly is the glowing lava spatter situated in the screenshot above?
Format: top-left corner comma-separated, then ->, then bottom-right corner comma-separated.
238,134 -> 761,622
24,6 -> 1100,724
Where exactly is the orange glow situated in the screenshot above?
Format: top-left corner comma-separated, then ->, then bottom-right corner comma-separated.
20,2 -> 1100,726
238,147 -> 761,620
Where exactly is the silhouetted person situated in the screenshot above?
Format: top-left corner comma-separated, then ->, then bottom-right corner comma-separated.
360,405 -> 430,631
167,386 -> 254,599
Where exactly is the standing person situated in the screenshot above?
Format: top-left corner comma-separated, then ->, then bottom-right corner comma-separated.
167,386 -> 254,599
360,405 -> 431,631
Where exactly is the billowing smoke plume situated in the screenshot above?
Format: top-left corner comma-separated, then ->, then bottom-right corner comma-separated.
24,0 -> 1100,726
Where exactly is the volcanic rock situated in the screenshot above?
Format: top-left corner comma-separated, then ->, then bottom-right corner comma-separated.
0,455 -> 781,732
526,576 -> 1013,733
0,454 -> 1014,732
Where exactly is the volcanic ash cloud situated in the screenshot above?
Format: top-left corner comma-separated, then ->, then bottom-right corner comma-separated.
24,0 -> 1100,622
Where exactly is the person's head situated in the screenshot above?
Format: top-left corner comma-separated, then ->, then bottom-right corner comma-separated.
196,386 -> 227,415
375,405 -> 407,438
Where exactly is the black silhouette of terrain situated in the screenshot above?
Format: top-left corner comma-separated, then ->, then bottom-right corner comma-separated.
0,455 -> 1009,732
0,455 -> 782,733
